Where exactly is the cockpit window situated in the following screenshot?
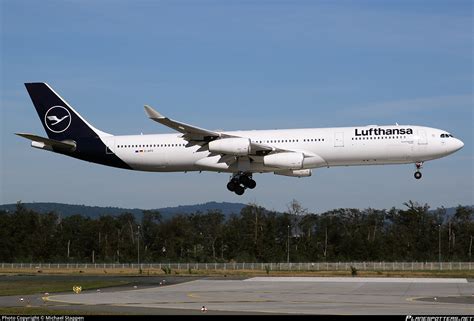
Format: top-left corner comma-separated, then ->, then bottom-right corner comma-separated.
440,133 -> 454,138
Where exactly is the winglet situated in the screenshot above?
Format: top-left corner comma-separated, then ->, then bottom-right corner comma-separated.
142,105 -> 220,138
144,105 -> 165,120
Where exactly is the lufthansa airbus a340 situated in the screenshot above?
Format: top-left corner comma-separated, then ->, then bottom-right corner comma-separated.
17,83 -> 464,195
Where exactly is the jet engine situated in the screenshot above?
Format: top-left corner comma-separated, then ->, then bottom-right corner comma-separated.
208,138 -> 251,156
263,152 -> 304,169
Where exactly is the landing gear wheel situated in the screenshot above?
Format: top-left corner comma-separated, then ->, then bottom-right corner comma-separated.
239,175 -> 251,187
414,171 -> 422,179
227,172 -> 256,194
227,181 -> 236,192
234,185 -> 245,195
247,179 -> 256,189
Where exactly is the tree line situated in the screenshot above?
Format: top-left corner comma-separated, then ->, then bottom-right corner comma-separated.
0,201 -> 472,263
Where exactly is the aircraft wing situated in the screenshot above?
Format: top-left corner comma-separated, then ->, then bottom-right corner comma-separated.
144,105 -> 220,140
144,105 -> 281,155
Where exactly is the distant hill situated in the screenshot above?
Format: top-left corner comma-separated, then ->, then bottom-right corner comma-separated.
0,201 -> 247,220
0,202 -> 470,221
157,202 -> 247,217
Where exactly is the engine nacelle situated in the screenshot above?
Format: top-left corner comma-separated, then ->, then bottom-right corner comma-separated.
263,152 -> 304,169
303,154 -> 326,168
208,138 -> 251,156
274,169 -> 312,177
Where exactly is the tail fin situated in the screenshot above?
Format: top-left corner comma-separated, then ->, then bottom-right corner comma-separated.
24,83 -> 110,141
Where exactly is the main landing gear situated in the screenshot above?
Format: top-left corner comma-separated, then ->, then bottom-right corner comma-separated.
414,162 -> 423,179
226,172 -> 256,195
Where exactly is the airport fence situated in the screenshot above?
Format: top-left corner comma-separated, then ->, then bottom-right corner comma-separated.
0,262 -> 472,271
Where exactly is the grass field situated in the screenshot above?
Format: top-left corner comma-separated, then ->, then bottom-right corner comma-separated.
0,307 -> 113,315
0,267 -> 473,278
0,279 -> 130,296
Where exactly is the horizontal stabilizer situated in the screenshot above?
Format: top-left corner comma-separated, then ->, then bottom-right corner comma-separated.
15,133 -> 76,152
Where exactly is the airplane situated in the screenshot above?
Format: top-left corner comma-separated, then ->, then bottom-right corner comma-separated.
17,83 -> 464,195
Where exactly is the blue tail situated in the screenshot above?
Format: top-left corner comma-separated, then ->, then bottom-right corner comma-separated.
24,82 -> 131,170
25,83 -> 105,141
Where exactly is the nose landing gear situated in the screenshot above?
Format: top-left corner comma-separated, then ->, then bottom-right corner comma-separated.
226,172 -> 256,195
414,162 -> 423,179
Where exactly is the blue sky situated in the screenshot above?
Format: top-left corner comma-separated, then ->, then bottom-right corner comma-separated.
1,0 -> 472,213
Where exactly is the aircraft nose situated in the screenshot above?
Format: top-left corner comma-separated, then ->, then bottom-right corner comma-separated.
452,138 -> 464,152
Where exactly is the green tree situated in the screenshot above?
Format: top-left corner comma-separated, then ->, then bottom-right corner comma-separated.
449,206 -> 474,260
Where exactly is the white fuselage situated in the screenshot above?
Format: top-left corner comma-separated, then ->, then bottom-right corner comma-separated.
104,125 -> 463,174
21,83 -> 466,195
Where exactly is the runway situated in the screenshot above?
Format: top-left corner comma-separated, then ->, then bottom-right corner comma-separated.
44,277 -> 474,315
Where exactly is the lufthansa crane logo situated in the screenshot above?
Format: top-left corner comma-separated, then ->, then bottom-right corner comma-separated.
44,106 -> 71,133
